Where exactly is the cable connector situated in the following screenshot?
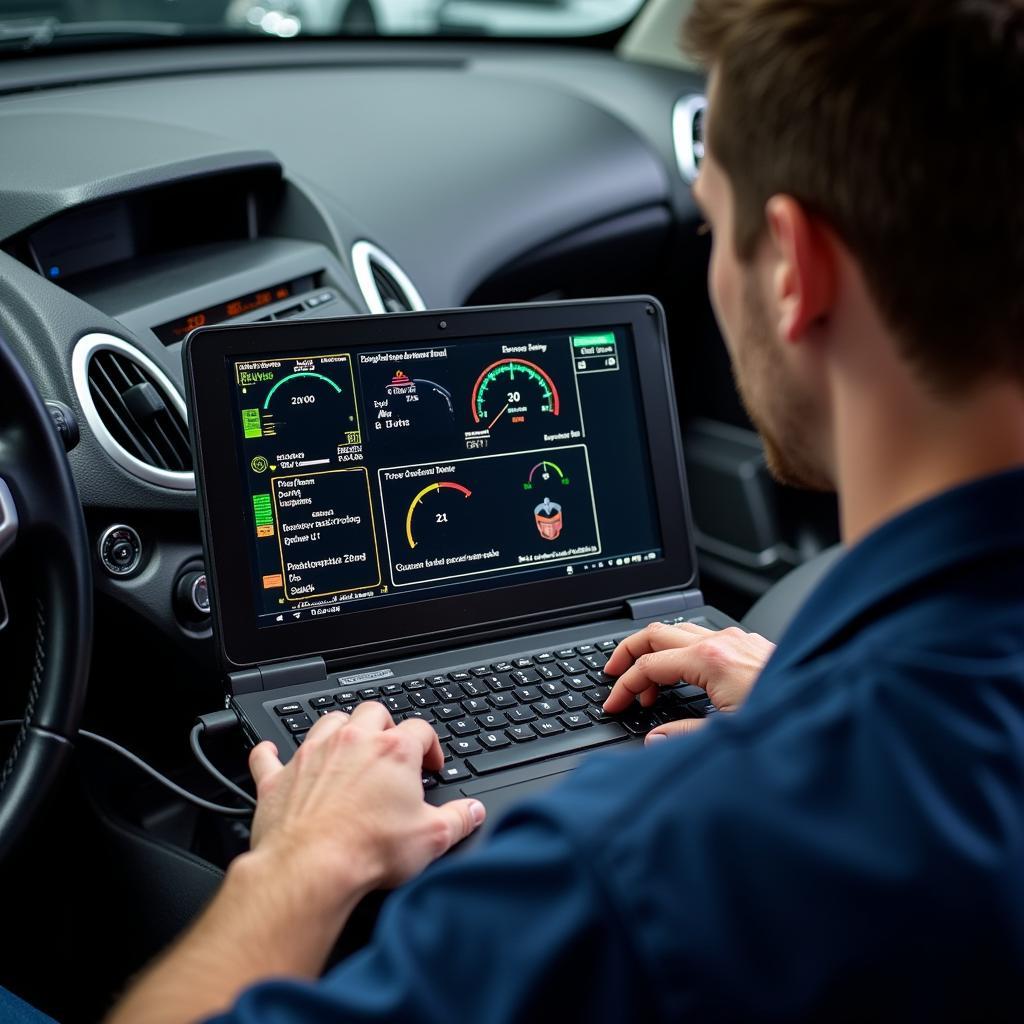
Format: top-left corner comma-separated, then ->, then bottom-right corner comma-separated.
197,708 -> 242,735
191,712 -> 257,811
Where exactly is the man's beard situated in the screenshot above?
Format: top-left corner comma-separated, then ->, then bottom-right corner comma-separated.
732,276 -> 834,493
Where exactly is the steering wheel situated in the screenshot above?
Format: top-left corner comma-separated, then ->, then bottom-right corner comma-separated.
0,332 -> 92,863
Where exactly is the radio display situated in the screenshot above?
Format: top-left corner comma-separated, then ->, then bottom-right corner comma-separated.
153,279 -> 302,344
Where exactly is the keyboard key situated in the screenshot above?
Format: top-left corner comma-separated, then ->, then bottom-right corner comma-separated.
588,706 -> 613,723
316,708 -> 335,718
690,698 -> 718,717
336,691 -> 359,703
537,665 -> 562,681
384,694 -> 412,714
477,712 -> 507,730
466,723 -> 628,775
507,724 -> 536,742
587,686 -> 611,704
534,652 -> 556,664
404,678 -> 426,690
560,693 -> 588,711
470,666 -> 491,677
576,644 -> 597,655
558,660 -> 585,674
533,699 -> 560,717
511,669 -> 541,686
403,709 -> 434,724
553,648 -> 576,660
489,692 -> 517,709
381,683 -> 404,696
449,737 -> 482,757
507,706 -> 537,724
439,762 -> 472,784
565,675 -> 592,692
597,640 -> 617,652
449,671 -> 471,683
410,691 -> 438,707
358,687 -> 379,699
580,654 -> 607,671
309,695 -> 335,709
559,711 -> 591,730
492,661 -> 514,673
435,685 -> 460,703
532,719 -> 565,737
427,674 -> 448,686
294,733 -> 306,746
337,703 -> 357,714
460,680 -> 487,698
540,680 -> 568,697
435,703 -> 463,721
485,674 -> 514,692
622,710 -> 658,736
514,686 -> 543,703
512,657 -> 534,669
422,774 -> 439,790
479,730 -> 511,750
274,702 -> 303,716
431,721 -> 451,742
449,718 -> 480,736
282,714 -> 312,733
461,697 -> 489,716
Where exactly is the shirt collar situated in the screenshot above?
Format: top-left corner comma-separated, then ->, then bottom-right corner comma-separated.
765,466 -> 1024,673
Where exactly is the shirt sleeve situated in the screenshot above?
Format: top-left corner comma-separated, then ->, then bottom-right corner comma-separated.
205,809 -> 658,1024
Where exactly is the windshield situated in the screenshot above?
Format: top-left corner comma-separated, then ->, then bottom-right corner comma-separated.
0,0 -> 647,45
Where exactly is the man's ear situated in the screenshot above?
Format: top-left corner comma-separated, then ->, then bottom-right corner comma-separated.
764,195 -> 837,344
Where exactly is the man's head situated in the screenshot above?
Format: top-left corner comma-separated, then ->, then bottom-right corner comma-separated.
683,0 -> 1024,490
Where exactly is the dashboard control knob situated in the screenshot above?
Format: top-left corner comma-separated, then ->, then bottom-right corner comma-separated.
176,570 -> 211,621
98,524 -> 142,576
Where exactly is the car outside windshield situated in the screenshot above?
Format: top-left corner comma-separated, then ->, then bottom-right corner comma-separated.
0,0 -> 647,43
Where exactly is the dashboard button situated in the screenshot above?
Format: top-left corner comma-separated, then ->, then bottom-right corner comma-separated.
98,524 -> 141,576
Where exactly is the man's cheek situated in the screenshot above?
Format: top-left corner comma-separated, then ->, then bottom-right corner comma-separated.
709,250 -> 738,353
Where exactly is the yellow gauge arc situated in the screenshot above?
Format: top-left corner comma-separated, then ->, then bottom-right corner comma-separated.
405,481 -> 473,549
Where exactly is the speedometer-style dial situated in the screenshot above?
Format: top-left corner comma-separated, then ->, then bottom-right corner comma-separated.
470,358 -> 560,431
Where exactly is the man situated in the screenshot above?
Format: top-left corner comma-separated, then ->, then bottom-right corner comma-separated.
110,1 -> 1024,1020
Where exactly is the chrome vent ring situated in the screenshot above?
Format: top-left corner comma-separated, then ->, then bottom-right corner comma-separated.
71,333 -> 195,491
351,240 -> 426,315
673,94 -> 707,185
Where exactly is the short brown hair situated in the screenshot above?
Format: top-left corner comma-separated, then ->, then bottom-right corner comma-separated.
684,0 -> 1024,393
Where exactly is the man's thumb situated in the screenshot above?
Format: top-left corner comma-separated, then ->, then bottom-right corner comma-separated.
436,798 -> 487,850
645,718 -> 708,745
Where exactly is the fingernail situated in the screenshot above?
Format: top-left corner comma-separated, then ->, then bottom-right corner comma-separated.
645,732 -> 668,745
469,800 -> 486,825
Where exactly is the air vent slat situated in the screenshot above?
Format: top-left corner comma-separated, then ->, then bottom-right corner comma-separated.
352,240 -> 426,316
83,341 -> 193,480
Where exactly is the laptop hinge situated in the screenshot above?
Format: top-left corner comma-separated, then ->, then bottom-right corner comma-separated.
626,589 -> 704,620
227,656 -> 328,697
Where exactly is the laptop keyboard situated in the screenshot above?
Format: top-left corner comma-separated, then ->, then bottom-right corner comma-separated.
267,621 -> 718,790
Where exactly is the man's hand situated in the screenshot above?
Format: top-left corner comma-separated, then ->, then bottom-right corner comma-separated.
106,702 -> 486,1024
602,622 -> 775,741
247,701 -> 486,892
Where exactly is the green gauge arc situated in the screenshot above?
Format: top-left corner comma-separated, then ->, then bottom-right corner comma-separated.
263,371 -> 342,409
470,358 -> 560,424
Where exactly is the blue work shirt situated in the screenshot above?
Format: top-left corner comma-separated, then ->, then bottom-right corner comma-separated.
212,468 -> 1024,1022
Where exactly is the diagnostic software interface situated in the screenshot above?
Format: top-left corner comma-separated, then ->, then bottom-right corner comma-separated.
228,326 -> 664,628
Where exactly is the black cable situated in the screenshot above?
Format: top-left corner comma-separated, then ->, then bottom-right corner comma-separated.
0,719 -> 253,818
190,722 -> 257,809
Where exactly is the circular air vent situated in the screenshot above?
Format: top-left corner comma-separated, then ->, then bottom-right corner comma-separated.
673,94 -> 707,185
71,333 -> 194,491
352,240 -> 426,315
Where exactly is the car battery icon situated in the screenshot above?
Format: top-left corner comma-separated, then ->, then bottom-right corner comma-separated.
534,497 -> 563,541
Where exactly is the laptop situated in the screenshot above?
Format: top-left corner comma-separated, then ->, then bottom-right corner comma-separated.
184,296 -> 737,828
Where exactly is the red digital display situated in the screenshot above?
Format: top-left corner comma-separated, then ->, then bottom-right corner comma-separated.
153,281 -> 296,344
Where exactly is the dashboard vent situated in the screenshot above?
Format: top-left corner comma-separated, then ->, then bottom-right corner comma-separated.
673,94 -> 707,185
72,334 -> 195,491
352,240 -> 426,315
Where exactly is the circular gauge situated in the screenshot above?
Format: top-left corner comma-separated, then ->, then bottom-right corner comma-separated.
471,359 -> 560,431
260,368 -> 359,441
405,481 -> 473,549
384,371 -> 454,426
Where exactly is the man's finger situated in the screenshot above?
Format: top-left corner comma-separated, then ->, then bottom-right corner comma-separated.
396,716 -> 445,771
431,798 -> 487,852
249,741 -> 283,789
604,621 -> 712,677
645,718 -> 708,743
604,645 -> 709,713
301,709 -> 350,749
348,700 -> 395,731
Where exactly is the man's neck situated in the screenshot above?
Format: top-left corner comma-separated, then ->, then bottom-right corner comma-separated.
833,372 -> 1024,545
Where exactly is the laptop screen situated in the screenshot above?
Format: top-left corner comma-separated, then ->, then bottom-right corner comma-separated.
226,323 -> 663,630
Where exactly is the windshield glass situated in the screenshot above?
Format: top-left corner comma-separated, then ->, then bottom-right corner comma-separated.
0,0 -> 646,43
